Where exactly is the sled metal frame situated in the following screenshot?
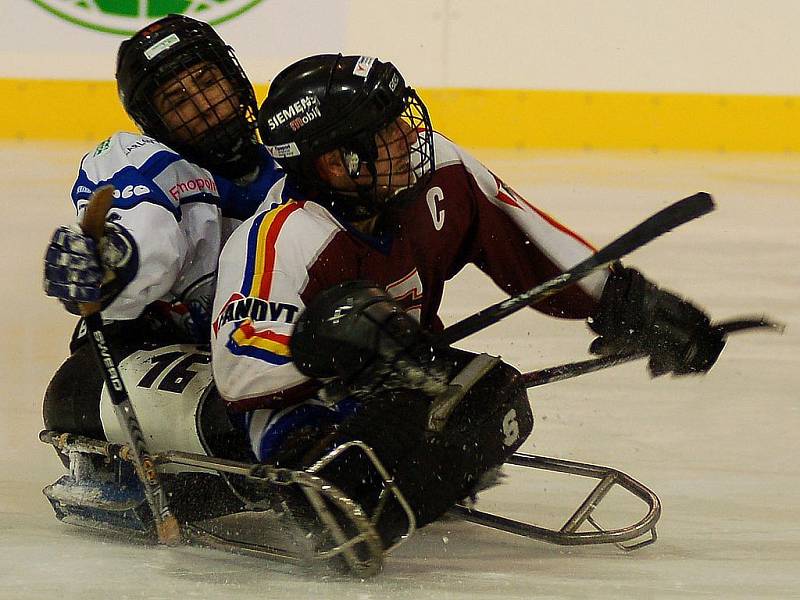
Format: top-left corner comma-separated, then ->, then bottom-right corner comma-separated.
41,431 -> 660,567
453,451 -> 660,551
40,431 -> 416,578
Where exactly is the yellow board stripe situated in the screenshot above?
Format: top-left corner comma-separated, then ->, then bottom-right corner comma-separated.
419,88 -> 800,152
2,78 -> 799,151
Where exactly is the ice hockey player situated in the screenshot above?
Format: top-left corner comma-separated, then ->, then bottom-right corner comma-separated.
41,16 -> 283,521
43,15 -> 282,343
210,54 -> 726,551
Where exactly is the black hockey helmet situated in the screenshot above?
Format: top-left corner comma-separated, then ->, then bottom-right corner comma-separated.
116,14 -> 260,180
258,54 -> 435,220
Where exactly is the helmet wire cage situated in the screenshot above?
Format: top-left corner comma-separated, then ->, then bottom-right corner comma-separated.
317,84 -> 436,221
118,17 -> 260,180
353,87 -> 435,210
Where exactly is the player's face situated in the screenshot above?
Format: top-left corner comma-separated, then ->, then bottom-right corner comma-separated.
153,63 -> 238,143
316,117 -> 421,203
370,118 -> 419,197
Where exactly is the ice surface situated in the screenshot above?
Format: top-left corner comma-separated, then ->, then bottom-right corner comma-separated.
1,142 -> 798,599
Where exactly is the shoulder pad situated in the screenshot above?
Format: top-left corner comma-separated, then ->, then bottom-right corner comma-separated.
71,132 -> 188,219
71,132 -> 227,220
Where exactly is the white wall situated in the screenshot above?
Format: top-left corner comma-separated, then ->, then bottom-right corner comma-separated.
4,0 -> 800,94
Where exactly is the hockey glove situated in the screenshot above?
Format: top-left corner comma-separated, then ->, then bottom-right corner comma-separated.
43,222 -> 137,315
588,265 -> 725,377
290,281 -> 449,397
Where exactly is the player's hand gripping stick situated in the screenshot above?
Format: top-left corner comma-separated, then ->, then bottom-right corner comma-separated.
520,316 -> 785,388
79,186 -> 182,545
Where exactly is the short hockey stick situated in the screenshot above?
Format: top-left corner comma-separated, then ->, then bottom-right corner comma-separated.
79,186 -> 181,545
520,316 -> 785,388
438,192 -> 715,347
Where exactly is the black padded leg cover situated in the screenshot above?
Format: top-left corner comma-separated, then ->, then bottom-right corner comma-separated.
302,355 -> 533,545
43,342 -> 106,441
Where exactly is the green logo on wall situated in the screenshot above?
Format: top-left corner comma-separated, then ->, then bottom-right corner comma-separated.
31,1 -> 265,35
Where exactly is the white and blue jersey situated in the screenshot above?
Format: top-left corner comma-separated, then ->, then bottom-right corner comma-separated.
69,132 -> 284,328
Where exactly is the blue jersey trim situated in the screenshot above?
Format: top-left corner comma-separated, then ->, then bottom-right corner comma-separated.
70,148 -> 188,220
215,152 -> 285,221
255,404 -> 337,461
72,165 -> 181,220
137,149 -> 183,180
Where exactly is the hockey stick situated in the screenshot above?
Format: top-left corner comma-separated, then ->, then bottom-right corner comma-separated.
520,316 -> 785,388
438,192 -> 715,347
79,186 -> 181,545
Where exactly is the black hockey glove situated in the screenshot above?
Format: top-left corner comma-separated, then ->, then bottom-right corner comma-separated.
290,281 -> 449,398
588,265 -> 725,377
43,222 -> 137,315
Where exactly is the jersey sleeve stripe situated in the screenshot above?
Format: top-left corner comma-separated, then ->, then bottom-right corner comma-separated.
225,319 -> 292,365
242,201 -> 303,298
228,203 -> 304,365
138,149 -> 183,179
495,177 -> 597,251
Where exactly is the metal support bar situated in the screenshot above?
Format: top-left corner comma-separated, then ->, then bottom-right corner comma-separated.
455,452 -> 660,548
40,430 -> 386,577
561,473 -> 617,534
307,440 -> 417,553
426,354 -> 501,432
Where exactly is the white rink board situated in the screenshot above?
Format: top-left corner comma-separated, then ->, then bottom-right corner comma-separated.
5,0 -> 800,94
1,142 -> 798,598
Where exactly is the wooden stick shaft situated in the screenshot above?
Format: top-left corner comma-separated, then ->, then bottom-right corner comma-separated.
79,185 -> 181,544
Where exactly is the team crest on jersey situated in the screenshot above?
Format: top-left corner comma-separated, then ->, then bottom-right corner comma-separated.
93,138 -> 112,157
213,292 -> 300,336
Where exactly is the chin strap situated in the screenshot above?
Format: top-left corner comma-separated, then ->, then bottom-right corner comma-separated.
318,189 -> 381,222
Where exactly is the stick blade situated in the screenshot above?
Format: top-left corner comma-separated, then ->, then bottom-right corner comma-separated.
80,185 -> 115,242
653,191 -> 715,235
156,514 -> 183,546
667,191 -> 715,222
593,192 -> 715,266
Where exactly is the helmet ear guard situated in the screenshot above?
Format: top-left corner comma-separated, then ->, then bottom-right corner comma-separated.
343,149 -> 362,178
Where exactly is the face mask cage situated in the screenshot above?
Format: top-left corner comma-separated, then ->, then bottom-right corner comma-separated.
132,43 -> 260,179
372,89 -> 434,200
332,88 -> 435,220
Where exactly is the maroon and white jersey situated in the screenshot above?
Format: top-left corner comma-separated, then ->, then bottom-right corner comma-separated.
212,133 -> 606,410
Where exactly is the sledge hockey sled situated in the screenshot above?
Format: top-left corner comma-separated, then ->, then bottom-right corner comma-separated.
41,428 -> 661,577
40,345 -> 661,576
